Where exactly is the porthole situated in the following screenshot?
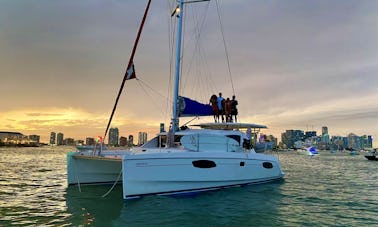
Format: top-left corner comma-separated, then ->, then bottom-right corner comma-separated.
262,162 -> 273,169
192,160 -> 216,168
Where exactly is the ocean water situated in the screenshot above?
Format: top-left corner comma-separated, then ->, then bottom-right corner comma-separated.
0,147 -> 377,226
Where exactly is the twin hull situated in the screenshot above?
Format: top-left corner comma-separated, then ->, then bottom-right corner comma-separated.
67,151 -> 284,199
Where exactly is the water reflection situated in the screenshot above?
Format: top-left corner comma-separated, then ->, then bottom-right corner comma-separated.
65,185 -> 124,226
66,182 -> 283,226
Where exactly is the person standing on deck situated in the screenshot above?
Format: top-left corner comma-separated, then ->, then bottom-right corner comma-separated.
209,94 -> 219,122
231,95 -> 238,122
217,92 -> 225,122
225,98 -> 232,122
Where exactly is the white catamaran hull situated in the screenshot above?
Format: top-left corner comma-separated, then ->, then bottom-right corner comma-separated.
67,151 -> 124,185
122,151 -> 284,199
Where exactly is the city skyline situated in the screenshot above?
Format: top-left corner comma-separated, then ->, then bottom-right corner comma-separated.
1,125 -> 373,148
1,1 -> 377,147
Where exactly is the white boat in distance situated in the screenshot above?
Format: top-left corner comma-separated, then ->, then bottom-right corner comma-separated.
67,0 -> 284,200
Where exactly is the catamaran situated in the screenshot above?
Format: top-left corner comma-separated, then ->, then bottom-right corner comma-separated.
67,0 -> 285,200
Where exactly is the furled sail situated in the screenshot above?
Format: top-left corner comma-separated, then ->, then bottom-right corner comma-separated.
178,96 -> 213,117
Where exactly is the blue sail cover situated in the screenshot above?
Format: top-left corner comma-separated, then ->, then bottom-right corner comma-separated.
178,96 -> 213,117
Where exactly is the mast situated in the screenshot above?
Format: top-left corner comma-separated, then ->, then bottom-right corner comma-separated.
171,0 -> 184,134
100,0 -> 151,154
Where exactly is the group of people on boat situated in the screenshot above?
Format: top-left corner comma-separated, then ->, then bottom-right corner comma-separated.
209,92 -> 238,123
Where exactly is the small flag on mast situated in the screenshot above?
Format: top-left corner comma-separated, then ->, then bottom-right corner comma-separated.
126,62 -> 136,80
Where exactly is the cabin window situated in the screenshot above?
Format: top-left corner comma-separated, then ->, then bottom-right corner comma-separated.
192,160 -> 216,168
226,135 -> 241,145
240,162 -> 245,166
159,135 -> 183,147
262,162 -> 273,169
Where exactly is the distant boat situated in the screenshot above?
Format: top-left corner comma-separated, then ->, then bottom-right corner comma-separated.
297,146 -> 319,156
364,149 -> 378,161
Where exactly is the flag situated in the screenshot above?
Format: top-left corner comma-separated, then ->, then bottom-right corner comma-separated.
126,62 -> 136,80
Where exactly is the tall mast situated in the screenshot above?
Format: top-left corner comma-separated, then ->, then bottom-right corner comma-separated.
171,0 -> 184,134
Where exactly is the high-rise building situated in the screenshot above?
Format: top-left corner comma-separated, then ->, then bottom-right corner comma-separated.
138,132 -> 147,146
57,132 -> 64,146
109,128 -> 119,146
128,135 -> 134,147
322,126 -> 328,136
119,136 -> 128,147
86,137 -> 95,146
50,132 -> 56,145
347,133 -> 360,150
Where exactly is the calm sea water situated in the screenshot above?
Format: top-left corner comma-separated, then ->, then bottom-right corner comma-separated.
0,147 -> 377,226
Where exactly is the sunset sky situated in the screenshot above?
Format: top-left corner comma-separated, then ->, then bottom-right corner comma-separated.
1,0 -> 377,146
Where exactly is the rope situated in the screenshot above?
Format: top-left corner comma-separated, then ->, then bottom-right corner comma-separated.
102,168 -> 123,198
73,157 -> 82,193
215,0 -> 235,95
136,78 -> 170,119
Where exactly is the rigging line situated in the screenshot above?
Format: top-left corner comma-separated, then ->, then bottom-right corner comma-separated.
136,79 -> 169,118
215,0 -> 235,95
137,78 -> 170,101
103,0 -> 152,144
167,0 -> 176,120
179,3 -> 187,95
183,2 -> 211,98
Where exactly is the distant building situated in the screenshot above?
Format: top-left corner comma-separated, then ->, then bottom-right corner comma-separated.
28,135 -> 40,144
63,138 -> 75,146
305,131 -> 317,139
119,136 -> 128,147
50,132 -> 56,145
86,137 -> 95,146
138,132 -> 147,146
281,130 -> 304,149
76,140 -> 84,146
367,135 -> 373,148
57,132 -> 64,146
360,135 -> 373,149
160,123 -> 165,133
0,131 -> 24,144
347,133 -> 360,150
109,128 -> 119,146
128,135 -> 134,147
322,126 -> 328,136
331,136 -> 344,150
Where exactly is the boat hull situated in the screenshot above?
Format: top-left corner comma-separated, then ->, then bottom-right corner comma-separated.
365,155 -> 378,161
122,152 -> 284,199
67,152 -> 123,185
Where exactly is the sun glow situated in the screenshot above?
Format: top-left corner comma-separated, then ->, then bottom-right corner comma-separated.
0,108 -> 163,143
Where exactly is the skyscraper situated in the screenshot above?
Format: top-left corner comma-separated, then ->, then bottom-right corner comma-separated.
128,135 -> 134,147
138,132 -> 147,146
108,128 -> 119,146
57,132 -> 64,146
50,132 -> 56,145
322,126 -> 328,136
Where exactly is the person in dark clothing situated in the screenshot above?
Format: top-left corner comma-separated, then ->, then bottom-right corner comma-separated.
209,94 -> 219,122
225,98 -> 232,122
217,92 -> 225,122
231,95 -> 238,122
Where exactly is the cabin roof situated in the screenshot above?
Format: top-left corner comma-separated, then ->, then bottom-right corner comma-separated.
190,122 -> 267,130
